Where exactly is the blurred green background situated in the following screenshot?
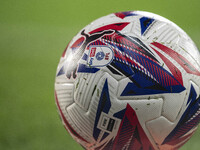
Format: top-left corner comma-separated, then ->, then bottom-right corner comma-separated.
0,0 -> 199,150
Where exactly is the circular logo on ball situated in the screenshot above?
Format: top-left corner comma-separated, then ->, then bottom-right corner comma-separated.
87,46 -> 114,67
96,52 -> 105,61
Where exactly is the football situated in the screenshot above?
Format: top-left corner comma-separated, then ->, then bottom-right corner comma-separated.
54,11 -> 200,150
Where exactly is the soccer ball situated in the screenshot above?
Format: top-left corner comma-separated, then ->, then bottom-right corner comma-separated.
55,11 -> 200,150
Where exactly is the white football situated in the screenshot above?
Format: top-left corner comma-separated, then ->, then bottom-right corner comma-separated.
55,11 -> 200,150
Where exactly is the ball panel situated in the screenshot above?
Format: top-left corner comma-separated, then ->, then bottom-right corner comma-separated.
146,116 -> 175,145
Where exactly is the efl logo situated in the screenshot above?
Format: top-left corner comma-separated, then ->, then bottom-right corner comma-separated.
87,46 -> 114,67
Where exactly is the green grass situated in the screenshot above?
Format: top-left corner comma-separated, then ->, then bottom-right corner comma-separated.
0,0 -> 199,150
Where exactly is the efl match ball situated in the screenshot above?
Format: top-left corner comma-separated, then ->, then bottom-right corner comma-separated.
54,11 -> 200,150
